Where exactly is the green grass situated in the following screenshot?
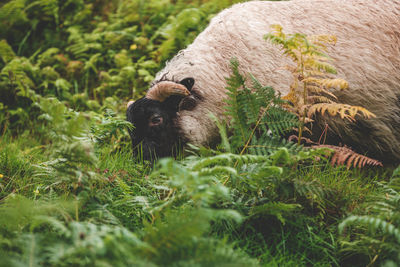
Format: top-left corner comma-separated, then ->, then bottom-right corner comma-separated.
0,128 -> 396,266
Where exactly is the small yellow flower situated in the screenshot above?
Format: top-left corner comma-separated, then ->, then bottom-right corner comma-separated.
130,44 -> 137,50
0,174 -> 3,178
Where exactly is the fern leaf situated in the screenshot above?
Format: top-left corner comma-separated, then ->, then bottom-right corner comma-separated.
320,78 -> 348,90
0,39 -> 16,64
224,58 -> 249,147
0,0 -> 27,25
263,109 -> 299,136
303,77 -> 348,90
308,103 -> 376,120
313,144 -> 383,169
307,95 -> 334,104
249,135 -> 302,156
339,215 -> 400,243
192,153 -> 268,171
198,166 -> 237,176
303,58 -> 337,74
306,85 -> 337,99
249,202 -> 301,225
309,34 -> 337,47
294,179 -> 329,201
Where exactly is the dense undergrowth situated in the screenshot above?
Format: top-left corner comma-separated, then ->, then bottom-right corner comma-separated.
1,0 -> 399,266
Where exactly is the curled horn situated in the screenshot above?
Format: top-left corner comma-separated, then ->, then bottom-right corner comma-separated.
146,81 -> 190,102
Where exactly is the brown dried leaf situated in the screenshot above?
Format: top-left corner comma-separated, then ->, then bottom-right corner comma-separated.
312,144 -> 383,169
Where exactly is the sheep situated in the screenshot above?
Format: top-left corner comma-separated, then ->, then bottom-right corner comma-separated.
126,0 -> 400,164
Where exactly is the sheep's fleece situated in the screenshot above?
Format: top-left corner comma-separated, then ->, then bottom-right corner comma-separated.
150,0 -> 400,164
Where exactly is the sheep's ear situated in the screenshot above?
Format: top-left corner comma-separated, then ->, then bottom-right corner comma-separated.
180,78 -> 195,91
163,78 -> 194,112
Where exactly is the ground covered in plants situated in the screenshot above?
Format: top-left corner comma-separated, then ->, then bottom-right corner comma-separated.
1,1 -> 400,266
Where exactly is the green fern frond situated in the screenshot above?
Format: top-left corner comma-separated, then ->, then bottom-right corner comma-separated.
339,215 -> 400,244
192,153 -> 268,171
223,59 -> 299,154
0,0 -> 28,26
294,179 -> 329,202
248,135 -> 302,156
261,106 -> 299,136
250,202 -> 302,225
198,166 -> 238,176
0,39 -> 16,64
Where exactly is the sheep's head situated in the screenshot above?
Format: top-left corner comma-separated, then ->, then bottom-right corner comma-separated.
126,78 -> 195,161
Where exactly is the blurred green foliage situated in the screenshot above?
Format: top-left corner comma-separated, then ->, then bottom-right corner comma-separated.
0,0 -> 241,134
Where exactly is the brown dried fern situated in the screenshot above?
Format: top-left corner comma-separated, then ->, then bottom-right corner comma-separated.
265,25 -> 375,145
307,95 -> 334,104
307,103 -> 376,121
306,85 -> 338,99
313,144 -> 383,169
303,77 -> 349,90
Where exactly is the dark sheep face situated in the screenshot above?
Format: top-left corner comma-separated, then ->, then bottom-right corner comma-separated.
126,98 -> 180,160
126,78 -> 195,161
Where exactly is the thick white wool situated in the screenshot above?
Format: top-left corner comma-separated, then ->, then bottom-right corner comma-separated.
153,0 -> 400,163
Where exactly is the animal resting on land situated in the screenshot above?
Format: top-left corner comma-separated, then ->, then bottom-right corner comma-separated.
126,0 -> 400,164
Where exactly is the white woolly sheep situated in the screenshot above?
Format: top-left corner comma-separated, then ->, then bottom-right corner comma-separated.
127,0 -> 400,164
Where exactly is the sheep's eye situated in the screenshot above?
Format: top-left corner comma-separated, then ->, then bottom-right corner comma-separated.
152,117 -> 162,124
149,115 -> 163,126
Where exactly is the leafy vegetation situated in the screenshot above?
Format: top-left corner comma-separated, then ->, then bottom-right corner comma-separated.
265,24 -> 381,168
0,0 -> 398,266
339,167 -> 400,266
